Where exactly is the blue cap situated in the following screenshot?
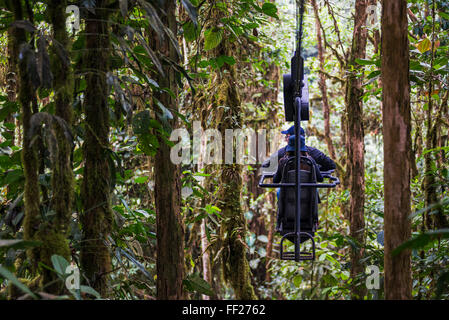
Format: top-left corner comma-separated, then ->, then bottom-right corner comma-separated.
286,135 -> 307,152
281,125 -> 305,136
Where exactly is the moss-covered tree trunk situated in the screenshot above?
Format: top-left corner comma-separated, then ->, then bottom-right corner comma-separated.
80,0 -> 113,296
6,25 -> 17,145
25,0 -> 75,293
207,2 -> 256,299
345,0 -> 368,300
381,0 -> 412,300
215,77 -> 256,300
12,0 -> 41,277
150,0 -> 186,300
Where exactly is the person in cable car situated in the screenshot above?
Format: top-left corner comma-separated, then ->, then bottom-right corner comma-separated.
273,134 -> 323,184
272,134 -> 322,238
262,125 -> 336,172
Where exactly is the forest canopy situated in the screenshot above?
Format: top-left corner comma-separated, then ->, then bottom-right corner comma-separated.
0,0 -> 448,301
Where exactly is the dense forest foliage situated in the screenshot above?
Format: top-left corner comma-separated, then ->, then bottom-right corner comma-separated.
0,0 -> 448,300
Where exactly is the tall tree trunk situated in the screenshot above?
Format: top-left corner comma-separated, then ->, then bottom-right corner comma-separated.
346,0 -> 368,300
207,3 -> 257,300
28,0 -> 75,293
423,1 -> 448,229
381,0 -> 412,300
151,0 -> 186,300
80,0 -> 113,296
214,58 -> 257,301
13,0 -> 41,277
312,0 -> 336,161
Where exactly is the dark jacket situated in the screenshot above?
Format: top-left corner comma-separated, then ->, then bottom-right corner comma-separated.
263,145 -> 336,172
306,146 -> 336,172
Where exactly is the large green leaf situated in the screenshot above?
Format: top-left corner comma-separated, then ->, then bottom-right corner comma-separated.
439,12 -> 449,20
392,229 -> 449,256
183,21 -> 199,42
134,176 -> 148,184
204,28 -> 223,51
51,255 -> 70,277
80,285 -> 101,299
261,2 -> 279,19
0,240 -> 42,250
355,58 -> 376,66
0,265 -> 38,299
183,273 -> 214,296
0,101 -> 19,122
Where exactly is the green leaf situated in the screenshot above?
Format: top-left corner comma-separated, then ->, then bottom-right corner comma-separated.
434,57 -> 448,69
293,275 -> 302,287
204,28 -> 223,51
134,176 -> 148,184
392,229 -> 449,256
0,240 -> 42,250
439,12 -> 449,20
0,101 -> 19,122
367,70 -> 381,80
4,169 -> 24,185
183,21 -> 199,42
355,58 -> 376,66
51,255 -> 70,276
410,60 -> 423,71
183,273 -> 214,296
262,2 -> 279,19
80,285 -> 101,299
0,265 -> 38,299
3,122 -> 15,130
216,55 -> 235,68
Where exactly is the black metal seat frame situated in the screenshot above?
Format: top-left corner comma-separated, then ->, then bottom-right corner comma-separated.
259,157 -> 339,261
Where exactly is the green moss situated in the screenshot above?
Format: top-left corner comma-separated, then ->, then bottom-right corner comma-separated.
214,68 -> 256,299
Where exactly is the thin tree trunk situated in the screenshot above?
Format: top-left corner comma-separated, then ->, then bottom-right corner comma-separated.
312,0 -> 336,161
5,26 -> 17,144
265,192 -> 276,282
151,0 -> 186,300
381,0 -> 412,300
199,136 -> 212,300
80,0 -> 113,296
423,0 -> 447,229
346,0 -> 369,300
200,220 -> 212,300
